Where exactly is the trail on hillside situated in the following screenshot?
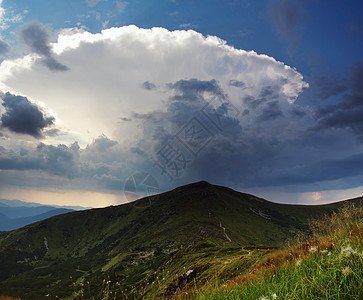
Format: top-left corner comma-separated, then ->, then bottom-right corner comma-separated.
219,220 -> 232,242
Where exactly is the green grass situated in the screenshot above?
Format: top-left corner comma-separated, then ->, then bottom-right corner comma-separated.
0,182 -> 361,299
201,239 -> 362,300
196,203 -> 363,300
69,202 -> 362,300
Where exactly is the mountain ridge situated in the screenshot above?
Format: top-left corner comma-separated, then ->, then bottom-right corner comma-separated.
0,181 -> 361,298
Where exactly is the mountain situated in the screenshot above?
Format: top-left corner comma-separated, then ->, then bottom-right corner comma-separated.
0,181 -> 361,298
0,204 -> 68,219
0,208 -> 74,231
0,199 -> 89,210
0,199 -> 43,208
0,199 -> 90,231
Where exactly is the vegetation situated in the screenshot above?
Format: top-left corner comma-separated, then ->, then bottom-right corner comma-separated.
0,182 -> 361,299
68,203 -> 362,299
196,203 -> 362,300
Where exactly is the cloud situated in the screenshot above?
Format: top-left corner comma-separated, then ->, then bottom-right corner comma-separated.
179,24 -> 199,29
120,117 -> 131,122
0,38 -> 10,56
86,0 -> 107,7
0,135 -> 125,187
115,1 -> 127,13
44,128 -> 61,137
85,134 -> 118,153
0,25 -> 306,145
0,0 -> 23,30
257,101 -> 283,122
20,23 -> 69,71
4,26 -> 361,198
229,79 -> 245,88
142,81 -> 156,90
312,74 -> 348,100
168,78 -> 224,102
264,152 -> 363,186
268,0 -> 304,52
0,92 -> 55,138
314,61 -> 363,135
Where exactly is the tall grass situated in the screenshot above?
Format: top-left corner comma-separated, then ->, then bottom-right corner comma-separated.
199,203 -> 362,300
69,203 -> 363,299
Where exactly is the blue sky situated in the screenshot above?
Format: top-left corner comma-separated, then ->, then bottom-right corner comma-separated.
0,0 -> 362,207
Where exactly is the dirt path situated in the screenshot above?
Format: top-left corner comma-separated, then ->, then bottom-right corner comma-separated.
219,220 -> 232,242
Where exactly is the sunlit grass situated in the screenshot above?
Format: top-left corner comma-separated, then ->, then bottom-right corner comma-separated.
63,203 -> 363,299
197,203 -> 362,300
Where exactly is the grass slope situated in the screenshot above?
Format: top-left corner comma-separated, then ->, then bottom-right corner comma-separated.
197,203 -> 362,300
0,181 -> 360,298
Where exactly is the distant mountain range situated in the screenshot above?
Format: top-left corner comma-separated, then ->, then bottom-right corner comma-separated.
0,181 -> 361,298
0,199 -> 88,231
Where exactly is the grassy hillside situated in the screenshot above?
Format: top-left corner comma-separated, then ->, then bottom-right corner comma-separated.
69,203 -> 362,299
0,181 -> 361,298
197,203 -> 362,300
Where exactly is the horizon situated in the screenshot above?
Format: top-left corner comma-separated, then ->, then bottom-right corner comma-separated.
1,180 -> 362,209
0,0 -> 362,207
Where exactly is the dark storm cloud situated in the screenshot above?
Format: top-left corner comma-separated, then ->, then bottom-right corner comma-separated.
20,23 -> 69,71
0,153 -> 43,171
0,136 -> 123,185
0,92 -> 55,138
37,143 -> 80,178
168,78 -> 225,102
142,81 -> 156,90
0,39 -> 10,56
257,101 -> 283,122
268,0 -> 303,52
265,152 -> 363,186
313,74 -> 348,100
290,106 -> 306,118
314,61 -> 363,135
0,143 -> 79,179
134,78 -> 243,157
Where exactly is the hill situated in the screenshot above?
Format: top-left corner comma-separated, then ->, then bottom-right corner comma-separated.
0,181 -> 361,298
0,199 -> 89,231
0,208 -> 74,231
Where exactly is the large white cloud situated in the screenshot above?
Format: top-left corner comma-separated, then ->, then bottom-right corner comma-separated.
0,25 -> 307,145
3,25 -> 361,205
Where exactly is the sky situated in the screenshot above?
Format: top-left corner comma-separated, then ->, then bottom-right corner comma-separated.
0,0 -> 362,207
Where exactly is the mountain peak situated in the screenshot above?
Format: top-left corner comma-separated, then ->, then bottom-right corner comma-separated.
176,180 -> 213,190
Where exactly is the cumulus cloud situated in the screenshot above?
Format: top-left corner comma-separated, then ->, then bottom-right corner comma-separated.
0,26 -> 307,144
0,92 -> 55,138
20,23 -> 69,71
1,25 -> 361,198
